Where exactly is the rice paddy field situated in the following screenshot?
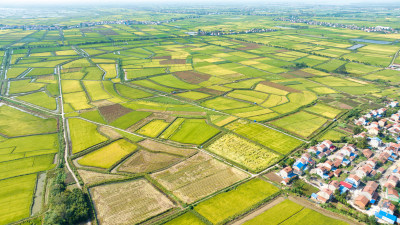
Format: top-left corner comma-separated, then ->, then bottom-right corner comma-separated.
195,179 -> 279,224
1,6 -> 398,225
243,199 -> 348,225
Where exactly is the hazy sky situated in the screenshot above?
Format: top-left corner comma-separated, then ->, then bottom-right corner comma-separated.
1,0 -> 399,6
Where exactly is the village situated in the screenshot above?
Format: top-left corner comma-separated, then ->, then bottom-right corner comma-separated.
278,101 -> 400,224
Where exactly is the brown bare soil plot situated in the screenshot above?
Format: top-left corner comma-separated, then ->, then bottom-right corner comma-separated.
279,73 -> 296,79
264,172 -> 283,184
99,104 -> 132,122
138,139 -> 196,157
260,81 -> 301,93
159,59 -> 186,65
151,152 -> 248,203
91,179 -> 175,225
174,71 -> 211,84
78,169 -> 126,186
290,70 -> 315,77
153,56 -> 172,60
236,42 -> 261,51
195,87 -> 225,95
117,150 -> 183,173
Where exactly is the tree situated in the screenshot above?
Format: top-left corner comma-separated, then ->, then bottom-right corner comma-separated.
356,137 -> 368,149
353,126 -> 362,135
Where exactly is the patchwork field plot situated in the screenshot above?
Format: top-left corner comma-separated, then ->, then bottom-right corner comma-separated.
136,119 -> 170,138
90,179 -> 175,224
0,174 -> 37,225
16,92 -> 57,110
243,199 -> 348,225
78,169 -> 126,186
117,149 -> 183,173
0,105 -> 57,137
68,118 -> 108,153
77,139 -> 137,169
304,104 -> 342,119
207,134 -> 281,172
225,120 -> 303,154
168,119 -> 220,145
270,111 -> 328,138
195,179 -> 279,224
151,152 -> 248,203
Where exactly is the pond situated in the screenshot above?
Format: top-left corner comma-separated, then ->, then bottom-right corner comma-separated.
350,38 -> 392,44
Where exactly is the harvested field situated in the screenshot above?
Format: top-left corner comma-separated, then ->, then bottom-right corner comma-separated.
138,139 -> 196,157
78,169 -> 126,186
260,81 -> 301,93
264,172 -> 283,184
90,179 -> 175,225
117,150 -> 183,173
98,126 -> 122,139
98,104 -> 132,123
151,152 -> 248,203
174,71 -> 211,84
160,59 -> 186,64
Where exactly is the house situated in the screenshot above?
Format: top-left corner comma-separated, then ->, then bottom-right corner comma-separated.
380,199 -> 396,215
354,195 -> 369,209
366,158 -> 377,169
370,137 -> 382,148
327,180 -> 340,192
378,108 -> 387,116
355,164 -> 373,179
279,167 -> 294,179
378,118 -> 387,127
379,152 -> 390,164
315,188 -> 333,203
307,146 -> 318,154
391,113 -> 400,122
389,101 -> 399,108
322,160 -> 334,170
322,140 -> 333,148
368,127 -> 380,136
384,175 -> 398,188
370,121 -> 379,128
314,166 -> 329,179
346,174 -> 361,188
386,188 -> 400,202
360,181 -> 379,201
317,143 -> 328,152
354,132 -> 367,139
375,210 -> 397,224
334,169 -> 342,177
377,167 -> 386,174
362,149 -> 373,158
